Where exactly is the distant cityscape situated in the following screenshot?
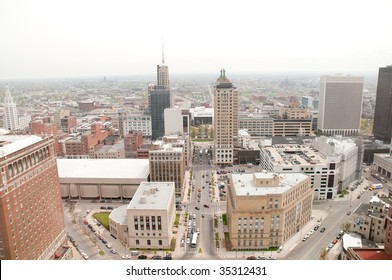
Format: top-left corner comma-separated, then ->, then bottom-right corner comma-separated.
0,53 -> 391,260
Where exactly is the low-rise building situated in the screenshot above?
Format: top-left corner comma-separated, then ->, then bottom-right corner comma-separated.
108,205 -> 128,246
239,113 -> 273,137
260,137 -> 339,200
372,150 -> 392,180
351,201 -> 389,243
94,140 -> 125,159
123,113 -> 152,137
57,159 -> 149,199
227,172 -> 313,250
127,182 -> 176,250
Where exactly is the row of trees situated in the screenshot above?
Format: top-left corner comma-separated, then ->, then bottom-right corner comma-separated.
190,125 -> 213,139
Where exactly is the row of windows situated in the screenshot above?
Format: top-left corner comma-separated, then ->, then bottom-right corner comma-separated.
134,216 -> 162,231
236,238 -> 279,247
135,239 -> 163,246
5,146 -> 51,179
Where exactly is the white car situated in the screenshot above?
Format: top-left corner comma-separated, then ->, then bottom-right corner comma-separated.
186,237 -> 190,244
106,243 -> 112,249
110,248 -> 117,254
180,239 -> 185,247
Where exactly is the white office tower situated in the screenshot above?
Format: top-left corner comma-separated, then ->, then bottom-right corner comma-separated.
2,84 -> 20,131
213,69 -> 239,165
318,75 -> 364,136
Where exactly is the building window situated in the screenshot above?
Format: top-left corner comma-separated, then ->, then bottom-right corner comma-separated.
158,216 -> 162,231
159,240 -> 162,246
136,240 -> 139,245
147,240 -> 151,245
134,216 -> 138,230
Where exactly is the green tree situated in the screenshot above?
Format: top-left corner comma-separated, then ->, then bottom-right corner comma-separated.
341,222 -> 352,232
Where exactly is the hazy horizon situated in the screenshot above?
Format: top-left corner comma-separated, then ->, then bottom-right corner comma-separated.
1,0 -> 391,80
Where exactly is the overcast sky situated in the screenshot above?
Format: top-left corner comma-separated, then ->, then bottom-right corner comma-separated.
1,0 -> 391,79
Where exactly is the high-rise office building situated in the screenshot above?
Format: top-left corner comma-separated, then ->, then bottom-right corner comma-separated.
150,86 -> 171,140
2,84 -> 19,131
149,142 -> 185,205
0,135 -> 68,260
373,65 -> 392,143
317,75 -> 364,136
213,69 -> 238,165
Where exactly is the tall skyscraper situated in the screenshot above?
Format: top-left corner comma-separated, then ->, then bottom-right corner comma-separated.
157,42 -> 170,91
213,69 -> 239,165
0,135 -> 68,260
317,74 -> 364,136
150,86 -> 171,140
373,65 -> 392,143
2,84 -> 19,131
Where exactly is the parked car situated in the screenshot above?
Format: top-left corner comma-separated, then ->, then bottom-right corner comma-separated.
107,206 -> 114,210
138,255 -> 147,259
247,256 -> 257,260
203,204 -> 209,208
151,255 -> 162,260
163,255 -> 172,260
320,227 -> 326,233
100,206 -> 107,209
195,207 -> 200,210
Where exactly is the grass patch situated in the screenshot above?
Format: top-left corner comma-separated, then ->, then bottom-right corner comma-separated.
174,214 -> 180,226
99,250 -> 105,256
93,212 -> 110,230
224,232 -> 231,250
214,218 -> 218,228
215,232 -> 219,241
222,214 -> 228,225
198,248 -> 203,253
184,213 -> 188,223
170,238 -> 176,251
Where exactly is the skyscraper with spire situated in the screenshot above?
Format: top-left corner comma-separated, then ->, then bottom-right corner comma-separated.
156,40 -> 170,91
2,84 -> 20,131
150,42 -> 171,140
213,69 -> 238,165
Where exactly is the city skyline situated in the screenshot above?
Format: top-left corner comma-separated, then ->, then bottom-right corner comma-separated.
1,0 -> 392,80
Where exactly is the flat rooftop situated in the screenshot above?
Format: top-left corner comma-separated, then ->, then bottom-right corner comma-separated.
150,143 -> 183,153
231,172 -> 309,196
0,135 -> 43,157
127,182 -> 174,210
263,144 -> 327,167
108,205 -> 128,225
374,153 -> 392,162
350,248 -> 392,260
57,158 -> 149,179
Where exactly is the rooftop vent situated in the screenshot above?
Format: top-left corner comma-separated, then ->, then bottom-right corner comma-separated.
139,197 -> 147,204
